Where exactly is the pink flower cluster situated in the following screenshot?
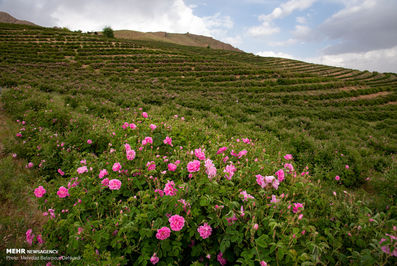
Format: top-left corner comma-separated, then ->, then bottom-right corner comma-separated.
256,174 -> 280,190
224,164 -> 236,180
147,161 -> 156,171
164,180 -> 178,196
125,145 -> 136,161
284,163 -> 294,173
231,149 -> 247,159
26,229 -> 42,246
284,154 -> 293,160
77,166 -> 88,174
43,208 -> 55,219
194,148 -> 206,160
26,229 -> 34,245
217,146 -> 227,154
99,169 -> 108,179
217,252 -> 227,266
275,169 -> 285,182
379,234 -> 397,257
142,136 -> 153,146
242,138 -> 251,144
240,190 -> 254,201
163,136 -> 173,146
292,203 -> 304,213
204,159 -> 217,179
197,223 -> 212,239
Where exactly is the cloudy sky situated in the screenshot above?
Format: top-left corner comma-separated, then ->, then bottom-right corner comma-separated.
1,0 -> 397,73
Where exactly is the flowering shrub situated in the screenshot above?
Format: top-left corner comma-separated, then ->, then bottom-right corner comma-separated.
2,88 -> 396,265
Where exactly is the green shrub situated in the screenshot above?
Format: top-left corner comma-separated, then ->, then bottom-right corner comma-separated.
103,26 -> 114,38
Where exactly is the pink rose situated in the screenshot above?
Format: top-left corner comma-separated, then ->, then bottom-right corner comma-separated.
168,163 -> 177,172
34,186 -> 46,198
187,160 -> 200,173
194,148 -> 206,160
99,169 -> 108,179
169,215 -> 185,231
108,179 -> 121,190
156,227 -> 171,240
163,136 -> 173,146
150,253 -> 159,264
275,169 -> 285,182
77,166 -> 88,174
147,161 -> 156,171
112,162 -> 121,172
126,149 -> 136,160
26,229 -> 34,246
57,186 -> 69,198
142,137 -> 153,146
216,147 -> 227,154
101,178 -> 109,186
164,180 -> 177,196
197,223 -> 212,239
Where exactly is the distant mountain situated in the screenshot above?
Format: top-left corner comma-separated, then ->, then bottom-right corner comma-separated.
113,30 -> 241,52
0,11 -> 36,26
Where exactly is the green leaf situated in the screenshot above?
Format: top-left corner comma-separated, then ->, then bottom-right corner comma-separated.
220,238 -> 230,253
256,234 -> 270,248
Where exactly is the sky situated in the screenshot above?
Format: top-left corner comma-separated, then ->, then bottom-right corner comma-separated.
1,0 -> 397,73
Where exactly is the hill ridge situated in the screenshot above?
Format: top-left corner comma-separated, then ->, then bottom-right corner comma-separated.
0,11 -> 37,26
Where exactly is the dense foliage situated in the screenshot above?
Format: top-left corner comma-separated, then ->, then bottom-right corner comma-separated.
103,26 -> 114,38
0,23 -> 396,265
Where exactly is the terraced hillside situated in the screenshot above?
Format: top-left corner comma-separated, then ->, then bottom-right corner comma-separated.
1,22 -> 397,265
1,23 -> 396,191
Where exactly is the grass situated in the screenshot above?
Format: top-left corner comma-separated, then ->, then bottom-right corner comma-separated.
0,106 -> 46,264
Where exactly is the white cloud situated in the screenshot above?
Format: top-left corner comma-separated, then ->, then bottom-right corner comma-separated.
223,35 -> 243,47
248,0 -> 317,36
296,16 -> 307,24
203,13 -> 233,30
306,46 -> 397,73
292,24 -> 310,38
248,21 -> 280,36
269,38 -> 297,46
256,50 -> 295,59
318,0 -> 397,54
259,0 -> 316,22
0,0 -> 232,38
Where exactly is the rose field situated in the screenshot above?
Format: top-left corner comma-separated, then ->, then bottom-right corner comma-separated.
0,23 -> 396,265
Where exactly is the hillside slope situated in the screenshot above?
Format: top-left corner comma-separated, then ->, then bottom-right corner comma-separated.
114,29 -> 241,52
0,22 -> 396,190
0,11 -> 36,26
